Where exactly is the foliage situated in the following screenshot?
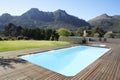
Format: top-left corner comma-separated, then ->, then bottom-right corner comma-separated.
2,37 -> 8,40
92,26 -> 105,37
0,37 -> 2,41
0,40 -> 71,52
3,23 -> 59,40
22,28 -> 44,40
94,33 -> 100,38
4,23 -> 22,37
50,30 -> 59,41
3,23 -> 108,39
104,31 -> 114,38
0,36 -> 16,40
57,28 -> 71,36
17,36 -> 24,40
76,26 -> 90,36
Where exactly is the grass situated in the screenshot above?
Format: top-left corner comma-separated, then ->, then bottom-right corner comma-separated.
0,40 -> 71,52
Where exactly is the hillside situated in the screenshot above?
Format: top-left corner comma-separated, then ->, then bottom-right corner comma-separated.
88,14 -> 120,32
0,8 -> 89,31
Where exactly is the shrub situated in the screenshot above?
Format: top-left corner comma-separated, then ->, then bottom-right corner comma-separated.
50,36 -> 54,41
23,37 -> 29,40
94,33 -> 100,38
11,37 -> 17,40
2,37 -> 8,40
17,36 -> 24,40
104,31 -> 114,38
0,37 -> 2,41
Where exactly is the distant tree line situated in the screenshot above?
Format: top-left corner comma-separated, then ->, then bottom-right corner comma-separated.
1,23 -> 59,40
0,23 -> 115,41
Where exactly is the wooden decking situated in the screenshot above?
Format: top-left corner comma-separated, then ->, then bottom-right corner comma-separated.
0,43 -> 120,80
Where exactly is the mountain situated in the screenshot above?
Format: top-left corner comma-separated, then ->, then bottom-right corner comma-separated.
88,14 -> 120,32
0,13 -> 14,30
0,8 -> 89,31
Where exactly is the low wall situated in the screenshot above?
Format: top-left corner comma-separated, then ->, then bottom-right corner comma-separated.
59,36 -> 120,43
88,37 -> 120,43
106,38 -> 120,43
59,36 -> 82,44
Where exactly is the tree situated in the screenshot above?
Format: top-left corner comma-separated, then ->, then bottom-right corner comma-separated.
76,26 -> 90,37
22,28 -> 33,39
22,28 -> 44,40
22,28 -> 59,40
104,31 -> 114,38
94,33 -> 100,37
57,28 -> 71,36
4,23 -> 23,37
44,29 -> 53,40
92,26 -> 105,37
0,37 -> 2,41
50,30 -> 59,41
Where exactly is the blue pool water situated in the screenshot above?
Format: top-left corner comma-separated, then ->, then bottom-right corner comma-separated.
20,46 -> 110,76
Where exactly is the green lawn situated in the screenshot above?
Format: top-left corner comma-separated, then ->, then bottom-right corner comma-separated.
0,40 -> 71,52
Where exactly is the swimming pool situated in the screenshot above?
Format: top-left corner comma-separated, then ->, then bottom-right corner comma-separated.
20,45 -> 110,76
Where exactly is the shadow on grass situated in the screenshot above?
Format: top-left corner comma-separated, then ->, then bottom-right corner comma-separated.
0,57 -> 27,69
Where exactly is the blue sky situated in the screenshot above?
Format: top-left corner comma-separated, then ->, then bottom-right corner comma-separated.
0,0 -> 120,20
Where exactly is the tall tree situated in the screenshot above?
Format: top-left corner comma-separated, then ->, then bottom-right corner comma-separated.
50,30 -> 59,41
76,26 -> 90,36
22,28 -> 44,40
4,23 -> 23,37
44,29 -> 53,40
92,26 -> 105,37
